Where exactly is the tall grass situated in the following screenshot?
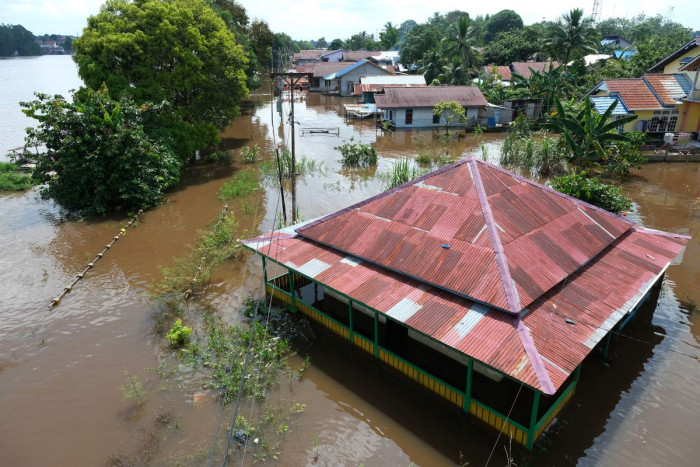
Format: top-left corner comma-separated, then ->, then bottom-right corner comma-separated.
219,170 -> 259,199
334,138 -> 378,167
500,132 -> 566,176
0,163 -> 35,191
383,158 -> 427,190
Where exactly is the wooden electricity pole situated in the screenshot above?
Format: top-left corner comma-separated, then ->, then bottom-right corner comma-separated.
269,72 -> 310,224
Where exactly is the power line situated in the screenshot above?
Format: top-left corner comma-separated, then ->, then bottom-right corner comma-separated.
484,382 -> 523,467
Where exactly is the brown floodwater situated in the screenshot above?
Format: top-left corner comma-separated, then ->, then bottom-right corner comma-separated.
1,84 -> 699,466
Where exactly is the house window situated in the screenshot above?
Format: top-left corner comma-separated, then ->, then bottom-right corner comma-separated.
433,112 -> 440,124
389,110 -> 393,120
405,108 -> 413,125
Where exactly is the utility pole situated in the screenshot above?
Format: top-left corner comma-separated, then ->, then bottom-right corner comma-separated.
269,72 -> 310,224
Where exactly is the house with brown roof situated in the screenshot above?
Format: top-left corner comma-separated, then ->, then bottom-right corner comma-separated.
589,73 -> 693,134
648,37 -> 700,136
480,65 -> 513,84
297,61 -> 358,92
354,75 -> 427,103
242,157 -> 688,449
292,49 -> 325,65
375,86 -> 488,129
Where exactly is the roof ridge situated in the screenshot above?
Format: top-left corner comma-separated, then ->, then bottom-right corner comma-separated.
514,316 -> 556,394
467,158 -> 521,314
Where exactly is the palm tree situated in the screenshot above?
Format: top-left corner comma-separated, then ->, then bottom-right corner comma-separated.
441,16 -> 479,74
438,57 -> 470,86
419,51 -> 443,85
545,9 -> 599,66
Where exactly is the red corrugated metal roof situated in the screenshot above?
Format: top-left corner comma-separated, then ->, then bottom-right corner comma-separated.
374,86 -> 488,109
511,61 -> 559,79
484,65 -> 512,81
293,50 -> 324,62
299,62 -> 359,78
242,225 -> 686,394
296,158 -> 632,314
241,158 -> 689,394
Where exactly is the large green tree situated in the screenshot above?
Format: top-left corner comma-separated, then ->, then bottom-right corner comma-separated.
483,10 -> 523,43
73,0 -> 249,159
545,8 -> 599,65
0,24 -> 41,56
380,22 -> 399,49
22,87 -> 181,215
482,25 -> 545,64
400,23 -> 441,66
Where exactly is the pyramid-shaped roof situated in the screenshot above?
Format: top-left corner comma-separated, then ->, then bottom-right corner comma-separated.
242,158 -> 688,394
296,158 -> 632,314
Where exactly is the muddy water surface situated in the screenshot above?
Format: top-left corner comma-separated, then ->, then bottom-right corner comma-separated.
1,60 -> 700,465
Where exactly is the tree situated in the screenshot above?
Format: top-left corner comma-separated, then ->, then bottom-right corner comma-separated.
546,96 -> 637,168
545,8 -> 599,65
273,32 -> 296,69
345,31 -> 378,51
379,22 -> 399,49
436,57 -> 470,86
433,101 -> 467,136
316,37 -> 328,48
483,10 -> 523,43
419,51 -> 443,85
208,0 -> 248,33
21,87 -> 181,215
0,24 -> 41,56
482,26 -> 544,64
441,16 -> 479,73
250,19 -> 275,70
328,38 -> 344,50
400,23 -> 441,66
73,0 -> 249,159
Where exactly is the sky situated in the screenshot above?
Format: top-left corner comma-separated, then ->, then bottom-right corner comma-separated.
1,0 -> 697,40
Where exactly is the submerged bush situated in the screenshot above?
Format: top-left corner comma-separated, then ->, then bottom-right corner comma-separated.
0,171 -> 35,191
334,138 -> 378,167
240,144 -> 259,163
165,318 -> 191,347
550,171 -> 632,213
219,170 -> 259,199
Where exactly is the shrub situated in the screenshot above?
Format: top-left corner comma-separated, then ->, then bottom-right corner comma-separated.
165,318 -> 191,347
334,138 -> 378,167
219,169 -> 259,199
240,145 -> 259,163
0,171 -> 35,191
206,150 -> 232,162
550,171 -> 632,213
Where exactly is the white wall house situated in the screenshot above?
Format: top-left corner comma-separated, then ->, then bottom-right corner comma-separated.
375,86 -> 489,129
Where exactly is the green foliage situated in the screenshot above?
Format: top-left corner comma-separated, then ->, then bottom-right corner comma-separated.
0,24 -> 40,56
205,150 -> 232,162
219,170 -> 259,199
120,369 -> 147,405
0,171 -> 35,191
328,38 -> 344,50
240,144 -> 260,163
545,9 -> 600,65
334,138 -> 378,167
345,31 -> 379,51
482,25 -> 546,65
379,22 -> 400,49
21,87 -> 181,216
383,158 -> 426,190
400,24 -> 442,66
483,10 -> 523,43
546,96 -> 637,169
259,149 -> 322,179
433,101 -> 467,136
73,0 -> 249,159
0,162 -> 18,172
550,171 -> 632,213
441,16 -> 479,73
500,131 -> 566,176
602,132 -> 649,178
165,318 -> 192,347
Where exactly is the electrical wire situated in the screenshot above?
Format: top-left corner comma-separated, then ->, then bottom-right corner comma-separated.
484,382 -> 524,467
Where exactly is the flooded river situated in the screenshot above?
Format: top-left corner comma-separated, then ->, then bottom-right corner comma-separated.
1,56 -> 699,465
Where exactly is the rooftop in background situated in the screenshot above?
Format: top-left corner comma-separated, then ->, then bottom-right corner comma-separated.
594,78 -> 665,110
590,96 -> 632,115
511,61 -> 560,79
374,86 -> 488,109
243,158 -> 688,394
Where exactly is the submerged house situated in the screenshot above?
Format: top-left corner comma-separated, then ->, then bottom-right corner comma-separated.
375,86 -> 488,129
242,158 -> 688,448
322,59 -> 394,96
354,75 -> 427,103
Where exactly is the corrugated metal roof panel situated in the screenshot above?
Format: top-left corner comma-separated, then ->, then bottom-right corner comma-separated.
511,61 -> 560,79
643,73 -> 692,106
241,161 -> 689,395
374,86 -> 488,109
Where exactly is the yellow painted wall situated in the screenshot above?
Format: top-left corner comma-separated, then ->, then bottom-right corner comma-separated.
663,48 -> 699,84
623,110 -> 654,133
682,102 -> 700,132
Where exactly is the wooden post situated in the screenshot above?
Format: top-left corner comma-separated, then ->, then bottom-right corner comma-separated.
348,300 -> 354,343
373,311 -> 379,358
463,358 -> 473,412
290,81 -> 297,223
527,390 -> 541,450
262,257 -> 268,285
288,270 -> 296,306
